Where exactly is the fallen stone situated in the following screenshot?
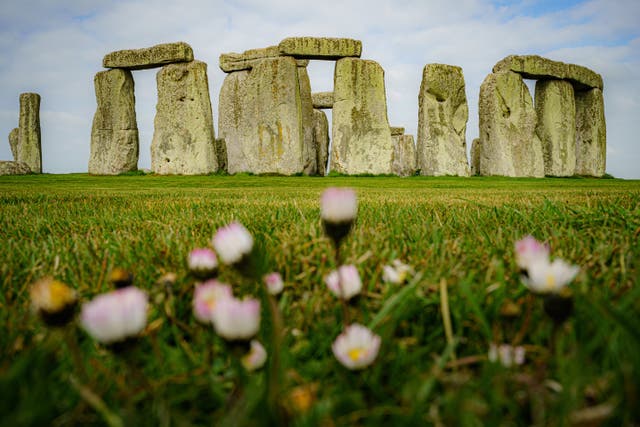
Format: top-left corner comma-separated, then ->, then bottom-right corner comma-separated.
89,69 -> 139,175
313,109 -> 329,176
391,134 -> 416,177
331,58 -> 394,175
219,46 -> 280,72
279,37 -> 362,60
103,42 -> 193,70
312,92 -> 334,109
0,160 -> 31,175
535,79 -> 576,176
493,55 -> 603,90
575,88 -> 606,176
151,60 -> 217,175
218,57 -> 306,175
470,138 -> 481,175
8,128 -> 19,160
416,64 -> 470,176
298,66 -> 316,175
478,71 -> 544,177
390,127 -> 405,136
17,93 -> 42,173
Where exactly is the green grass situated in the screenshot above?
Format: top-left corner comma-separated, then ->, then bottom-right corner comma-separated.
1,174 -> 639,426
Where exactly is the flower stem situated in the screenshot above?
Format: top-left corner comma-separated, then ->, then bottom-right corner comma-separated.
333,243 -> 351,326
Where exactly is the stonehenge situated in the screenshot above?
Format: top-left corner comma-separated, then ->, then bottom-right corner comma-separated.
477,55 -> 605,177
89,41 -> 217,175
3,38 -> 606,178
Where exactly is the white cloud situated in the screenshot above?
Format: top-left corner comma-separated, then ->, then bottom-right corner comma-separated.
0,0 -> 638,177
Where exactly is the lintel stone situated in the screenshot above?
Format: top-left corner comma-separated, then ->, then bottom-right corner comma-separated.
103,42 -> 193,70
278,37 -> 362,60
312,91 -> 334,109
390,127 -> 405,136
493,55 -> 603,90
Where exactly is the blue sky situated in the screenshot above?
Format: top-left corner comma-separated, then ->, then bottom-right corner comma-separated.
1,0 -> 639,178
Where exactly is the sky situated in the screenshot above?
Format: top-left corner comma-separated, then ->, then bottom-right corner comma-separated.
1,0 -> 639,178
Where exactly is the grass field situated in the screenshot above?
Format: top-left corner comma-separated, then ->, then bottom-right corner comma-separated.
1,174 -> 639,426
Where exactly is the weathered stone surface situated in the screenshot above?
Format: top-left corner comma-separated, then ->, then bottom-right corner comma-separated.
493,55 -> 603,90
417,64 -> 470,176
391,134 -> 416,177
279,37 -> 362,60
0,160 -> 31,175
17,93 -> 42,173
219,45 -> 310,72
470,138 -> 481,175
89,69 -> 139,175
298,67 -> 316,175
332,58 -> 394,175
219,46 -> 279,72
103,42 -> 193,70
575,88 -> 606,176
390,127 -> 405,136
8,128 -> 19,160
312,92 -> 334,109
535,80 -> 576,177
218,57 -> 306,175
478,72 -> 544,177
215,138 -> 228,173
151,60 -> 217,175
313,109 -> 329,176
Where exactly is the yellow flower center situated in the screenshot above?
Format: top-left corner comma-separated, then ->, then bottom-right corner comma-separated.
48,281 -> 76,311
348,347 -> 366,362
544,274 -> 556,291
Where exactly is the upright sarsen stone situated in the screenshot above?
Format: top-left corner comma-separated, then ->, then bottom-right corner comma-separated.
391,134 -> 416,177
17,93 -> 42,173
89,69 -> 139,175
470,138 -> 481,176
298,66 -> 316,175
151,60 -> 217,175
575,88 -> 606,177
332,58 -> 394,175
218,57 -> 306,175
478,72 -> 544,177
417,64 -> 470,176
535,80 -> 576,176
313,109 -> 329,176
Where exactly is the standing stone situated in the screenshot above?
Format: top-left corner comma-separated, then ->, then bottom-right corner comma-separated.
298,66 -> 316,175
417,64 -> 470,176
218,57 -> 305,175
575,88 -> 606,176
332,58 -> 394,175
151,60 -> 217,175
0,161 -> 31,175
470,138 -> 481,175
17,93 -> 42,173
390,127 -> 405,136
478,72 -> 544,177
535,80 -> 576,176
8,128 -> 19,160
313,109 -> 329,176
215,138 -> 228,173
89,69 -> 139,175
391,134 -> 417,177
